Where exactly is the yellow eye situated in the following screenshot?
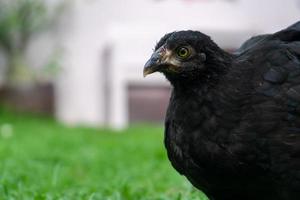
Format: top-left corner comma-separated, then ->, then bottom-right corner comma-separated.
176,47 -> 190,58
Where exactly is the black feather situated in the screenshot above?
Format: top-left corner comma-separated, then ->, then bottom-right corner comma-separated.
147,22 -> 300,200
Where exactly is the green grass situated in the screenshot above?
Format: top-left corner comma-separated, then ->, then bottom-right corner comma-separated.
0,109 -> 208,200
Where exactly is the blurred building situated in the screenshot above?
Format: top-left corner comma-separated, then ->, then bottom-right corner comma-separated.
3,0 -> 300,128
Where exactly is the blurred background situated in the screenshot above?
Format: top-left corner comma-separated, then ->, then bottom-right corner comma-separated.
0,0 -> 300,129
0,0 -> 300,199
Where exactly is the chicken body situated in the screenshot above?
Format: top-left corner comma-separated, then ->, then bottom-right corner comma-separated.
144,22 -> 300,200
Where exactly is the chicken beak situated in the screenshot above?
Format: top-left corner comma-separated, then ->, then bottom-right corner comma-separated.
143,51 -> 162,77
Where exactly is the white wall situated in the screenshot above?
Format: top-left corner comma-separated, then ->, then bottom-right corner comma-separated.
47,0 -> 300,127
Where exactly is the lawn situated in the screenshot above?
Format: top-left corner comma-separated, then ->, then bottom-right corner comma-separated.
0,109 -> 208,200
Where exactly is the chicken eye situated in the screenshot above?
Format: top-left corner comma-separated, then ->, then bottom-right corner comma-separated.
176,47 -> 190,59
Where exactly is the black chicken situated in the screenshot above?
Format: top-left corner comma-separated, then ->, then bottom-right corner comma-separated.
143,22 -> 300,200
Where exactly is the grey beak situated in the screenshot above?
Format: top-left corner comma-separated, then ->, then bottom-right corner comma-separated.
143,51 -> 162,77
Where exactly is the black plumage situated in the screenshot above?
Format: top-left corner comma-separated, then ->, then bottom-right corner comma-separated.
143,22 -> 300,200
